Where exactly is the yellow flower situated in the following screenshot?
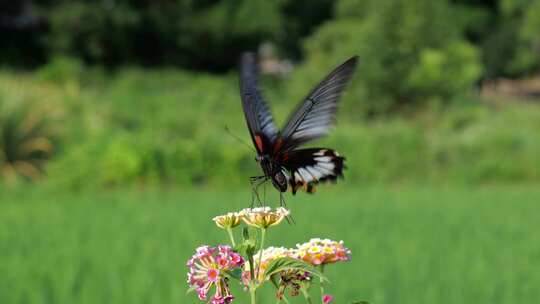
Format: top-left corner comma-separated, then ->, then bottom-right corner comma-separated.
212,212 -> 242,229
240,207 -> 290,229
308,245 -> 322,254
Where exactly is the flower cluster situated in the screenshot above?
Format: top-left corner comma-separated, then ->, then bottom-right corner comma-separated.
240,207 -> 290,229
188,206 -> 355,304
296,238 -> 351,265
187,245 -> 245,304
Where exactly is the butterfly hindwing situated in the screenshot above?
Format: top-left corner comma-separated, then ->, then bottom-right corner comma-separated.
279,148 -> 345,194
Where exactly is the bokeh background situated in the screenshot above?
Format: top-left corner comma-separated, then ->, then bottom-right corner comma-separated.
1,1 -> 540,303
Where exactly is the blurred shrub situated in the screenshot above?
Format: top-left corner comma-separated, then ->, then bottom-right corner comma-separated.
293,0 -> 483,114
0,96 -> 57,185
39,0 -> 280,69
44,1 -> 139,65
2,0 -> 540,80
38,67 -> 260,190
408,42 -> 482,101
506,0 -> 540,75
38,0 -> 326,71
471,0 -> 540,78
100,136 -> 142,186
35,56 -> 84,84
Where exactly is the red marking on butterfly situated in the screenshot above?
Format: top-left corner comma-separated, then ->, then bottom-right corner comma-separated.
273,138 -> 284,155
254,135 -> 264,152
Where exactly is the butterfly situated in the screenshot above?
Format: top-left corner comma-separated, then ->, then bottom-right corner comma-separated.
240,53 -> 358,204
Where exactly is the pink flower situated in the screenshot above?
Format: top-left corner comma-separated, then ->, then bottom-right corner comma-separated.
207,269 -> 220,282
187,245 -> 244,303
323,294 -> 334,304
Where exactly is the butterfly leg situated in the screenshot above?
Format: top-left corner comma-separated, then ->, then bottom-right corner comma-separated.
279,192 -> 286,207
280,192 -> 295,224
253,179 -> 266,207
253,178 -> 267,207
249,176 -> 266,207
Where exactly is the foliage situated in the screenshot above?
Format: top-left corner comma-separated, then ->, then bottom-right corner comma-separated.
2,0 -> 540,81
35,56 -> 85,85
0,0 -> 333,71
407,42 -> 482,101
339,0 -> 540,81
456,0 -> 540,78
507,0 -> 540,75
294,0 -> 483,114
1,67 -> 540,189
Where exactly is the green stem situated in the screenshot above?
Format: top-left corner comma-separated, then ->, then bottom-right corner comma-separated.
301,287 -> 313,304
250,286 -> 257,304
319,264 -> 325,303
226,227 -> 236,247
256,228 -> 266,282
248,255 -> 255,287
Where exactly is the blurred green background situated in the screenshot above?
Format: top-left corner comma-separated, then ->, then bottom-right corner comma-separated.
1,1 -> 540,303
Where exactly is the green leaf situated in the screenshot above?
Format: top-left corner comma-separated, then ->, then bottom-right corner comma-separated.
224,268 -> 243,281
263,257 -> 328,282
234,239 -> 256,257
235,228 -> 257,258
350,301 -> 370,304
233,243 -> 246,255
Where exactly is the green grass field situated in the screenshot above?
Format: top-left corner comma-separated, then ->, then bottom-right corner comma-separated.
1,185 -> 539,304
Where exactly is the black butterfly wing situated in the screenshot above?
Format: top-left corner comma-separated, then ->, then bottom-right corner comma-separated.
279,148 -> 345,194
279,56 -> 358,152
240,52 -> 278,154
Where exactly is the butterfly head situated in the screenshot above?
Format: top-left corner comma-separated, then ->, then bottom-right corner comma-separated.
271,170 -> 288,192
256,154 -> 288,192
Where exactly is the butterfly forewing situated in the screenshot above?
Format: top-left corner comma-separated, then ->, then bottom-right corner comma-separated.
240,53 -> 278,154
280,56 -> 358,152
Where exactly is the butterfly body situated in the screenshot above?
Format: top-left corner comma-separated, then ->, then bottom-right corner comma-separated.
240,53 -> 358,196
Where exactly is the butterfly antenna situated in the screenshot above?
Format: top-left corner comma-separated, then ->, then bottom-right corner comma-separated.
225,126 -> 256,153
